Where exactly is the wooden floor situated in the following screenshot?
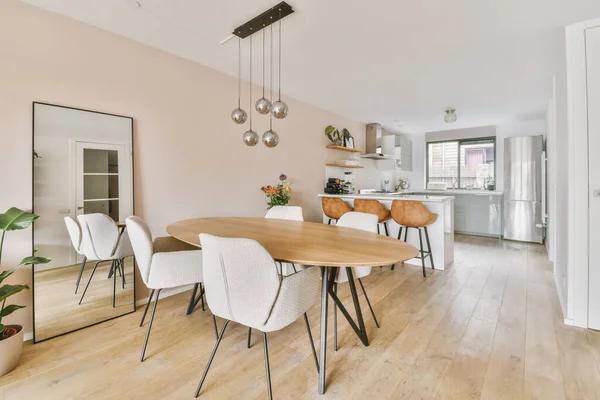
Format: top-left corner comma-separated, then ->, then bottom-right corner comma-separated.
1,235 -> 600,399
34,258 -> 135,341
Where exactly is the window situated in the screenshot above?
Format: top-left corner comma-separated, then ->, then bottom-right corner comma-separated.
427,137 -> 495,189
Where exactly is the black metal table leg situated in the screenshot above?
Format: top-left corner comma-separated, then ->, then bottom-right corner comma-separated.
318,266 -> 329,395
327,267 -> 370,346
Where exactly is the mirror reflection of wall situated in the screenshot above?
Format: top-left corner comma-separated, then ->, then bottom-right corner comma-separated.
33,102 -> 135,343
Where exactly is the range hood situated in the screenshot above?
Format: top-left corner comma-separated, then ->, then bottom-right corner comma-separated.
361,123 -> 400,160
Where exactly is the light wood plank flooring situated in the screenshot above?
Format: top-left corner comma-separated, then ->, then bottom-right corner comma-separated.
1,235 -> 599,399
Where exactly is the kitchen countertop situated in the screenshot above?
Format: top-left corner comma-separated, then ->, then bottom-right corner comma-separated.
402,189 -> 504,196
318,193 -> 454,203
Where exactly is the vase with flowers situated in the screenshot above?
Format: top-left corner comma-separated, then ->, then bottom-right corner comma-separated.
261,174 -> 292,209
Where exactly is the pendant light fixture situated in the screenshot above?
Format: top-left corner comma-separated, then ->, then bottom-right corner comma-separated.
255,30 -> 272,115
444,108 -> 457,123
271,8 -> 289,119
231,38 -> 248,125
232,2 -> 293,147
262,24 -> 279,148
243,36 -> 259,146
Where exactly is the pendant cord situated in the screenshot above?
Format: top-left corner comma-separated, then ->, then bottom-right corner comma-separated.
262,30 -> 266,98
237,38 -> 241,108
270,24 -> 273,130
249,36 -> 253,130
278,8 -> 282,100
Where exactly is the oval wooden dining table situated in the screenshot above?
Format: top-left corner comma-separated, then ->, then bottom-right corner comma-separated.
167,217 -> 418,394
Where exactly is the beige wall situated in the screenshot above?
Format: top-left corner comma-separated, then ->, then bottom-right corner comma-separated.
0,0 -> 364,334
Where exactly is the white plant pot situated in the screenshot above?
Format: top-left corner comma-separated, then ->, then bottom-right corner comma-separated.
0,325 -> 24,377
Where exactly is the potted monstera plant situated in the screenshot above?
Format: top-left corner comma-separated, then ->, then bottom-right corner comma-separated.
0,207 -> 50,377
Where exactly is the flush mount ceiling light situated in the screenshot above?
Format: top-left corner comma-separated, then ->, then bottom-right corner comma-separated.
231,1 -> 294,148
444,108 -> 457,123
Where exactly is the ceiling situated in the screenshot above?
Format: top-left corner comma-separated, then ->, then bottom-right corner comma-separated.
22,0 -> 600,134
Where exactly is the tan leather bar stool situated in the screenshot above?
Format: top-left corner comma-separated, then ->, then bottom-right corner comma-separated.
322,197 -> 353,224
354,199 -> 392,236
390,200 -> 437,277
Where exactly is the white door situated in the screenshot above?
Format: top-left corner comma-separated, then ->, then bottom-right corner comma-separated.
75,141 -> 132,223
586,25 -> 600,329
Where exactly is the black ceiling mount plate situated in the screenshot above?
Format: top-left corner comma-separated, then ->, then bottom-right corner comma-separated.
232,1 -> 294,39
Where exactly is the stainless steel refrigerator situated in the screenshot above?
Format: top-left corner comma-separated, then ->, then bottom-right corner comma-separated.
503,135 -> 545,243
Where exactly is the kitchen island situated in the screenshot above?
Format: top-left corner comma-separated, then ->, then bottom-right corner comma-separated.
318,194 -> 454,270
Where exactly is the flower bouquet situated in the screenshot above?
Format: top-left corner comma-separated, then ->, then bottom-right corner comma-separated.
261,174 -> 292,209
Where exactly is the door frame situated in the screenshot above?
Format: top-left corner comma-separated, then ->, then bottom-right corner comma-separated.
566,18 -> 600,328
73,140 -> 133,222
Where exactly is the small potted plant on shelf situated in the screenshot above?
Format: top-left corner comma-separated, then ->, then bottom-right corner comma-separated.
0,207 -> 50,377
261,174 -> 292,209
324,125 -> 354,148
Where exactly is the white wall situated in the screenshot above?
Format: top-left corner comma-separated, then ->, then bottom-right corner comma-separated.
0,0 -> 365,333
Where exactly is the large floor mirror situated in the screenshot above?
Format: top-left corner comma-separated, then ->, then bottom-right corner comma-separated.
32,102 -> 135,343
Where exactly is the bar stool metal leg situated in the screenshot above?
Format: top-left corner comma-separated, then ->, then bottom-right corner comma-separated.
247,327 -> 252,348
424,226 -> 435,269
418,228 -> 427,277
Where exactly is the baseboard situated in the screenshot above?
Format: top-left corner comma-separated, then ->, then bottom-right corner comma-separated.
23,284 -> 196,342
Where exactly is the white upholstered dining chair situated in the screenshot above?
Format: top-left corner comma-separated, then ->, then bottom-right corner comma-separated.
77,214 -> 134,307
65,216 -> 96,294
332,212 -> 381,350
264,205 -> 303,276
194,234 -> 320,399
125,216 -> 205,362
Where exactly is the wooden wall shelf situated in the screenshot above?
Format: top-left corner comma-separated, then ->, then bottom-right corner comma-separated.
325,163 -> 364,169
326,145 -> 363,153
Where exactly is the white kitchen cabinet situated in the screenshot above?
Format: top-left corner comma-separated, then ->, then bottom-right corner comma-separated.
395,135 -> 413,171
419,193 -> 502,237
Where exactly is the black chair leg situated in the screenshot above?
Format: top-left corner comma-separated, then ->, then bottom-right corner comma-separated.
404,226 -> 409,242
247,327 -> 252,348
140,289 -> 161,362
397,226 -> 404,240
418,228 -> 427,278
195,320 -> 230,398
303,313 -> 319,371
140,289 -> 156,326
212,315 -> 218,340
377,224 -> 380,234
358,278 -> 380,328
384,221 -> 389,236
121,259 -> 126,288
78,260 -> 102,305
424,226 -> 435,269
328,218 -> 332,225
112,260 -> 117,308
200,282 -> 206,311
75,256 -> 87,294
262,332 -> 273,400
